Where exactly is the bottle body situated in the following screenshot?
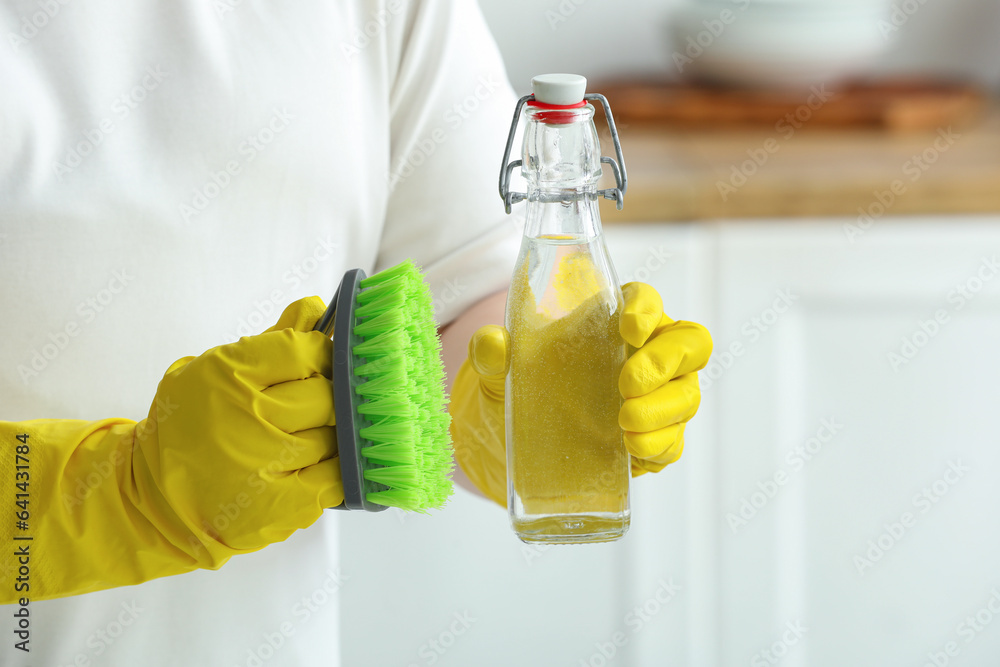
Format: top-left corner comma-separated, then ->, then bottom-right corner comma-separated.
505,102 -> 630,544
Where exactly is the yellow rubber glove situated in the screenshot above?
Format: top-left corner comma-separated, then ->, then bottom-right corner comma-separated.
0,297 -> 341,603
617,282 -> 713,476
449,282 -> 712,505
450,325 -> 510,506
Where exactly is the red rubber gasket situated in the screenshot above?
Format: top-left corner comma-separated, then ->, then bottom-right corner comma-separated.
526,99 -> 587,110
527,99 -> 587,124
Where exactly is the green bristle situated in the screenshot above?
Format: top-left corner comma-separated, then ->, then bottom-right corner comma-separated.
357,395 -> 414,418
361,442 -> 417,465
434,411 -> 452,438
346,259 -> 454,512
359,420 -> 415,446
355,290 -> 406,319
356,276 -> 403,302
354,308 -> 405,338
353,330 -> 407,358
366,488 -> 422,512
364,465 -> 419,488
354,354 -> 405,378
353,371 -> 405,398
359,260 -> 414,288
412,296 -> 433,319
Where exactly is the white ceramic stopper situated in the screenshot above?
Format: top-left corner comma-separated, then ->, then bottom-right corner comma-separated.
531,73 -> 587,105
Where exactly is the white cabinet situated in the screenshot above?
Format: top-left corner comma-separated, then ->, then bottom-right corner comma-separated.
707,219 -> 1000,667
340,218 -> 1000,666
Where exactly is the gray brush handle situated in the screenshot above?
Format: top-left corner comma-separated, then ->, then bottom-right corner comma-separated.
321,269 -> 389,512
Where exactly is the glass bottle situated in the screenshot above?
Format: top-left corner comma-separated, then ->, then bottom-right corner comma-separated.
499,74 -> 630,544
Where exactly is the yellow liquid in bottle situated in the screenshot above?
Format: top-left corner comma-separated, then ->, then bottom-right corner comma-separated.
506,234 -> 629,543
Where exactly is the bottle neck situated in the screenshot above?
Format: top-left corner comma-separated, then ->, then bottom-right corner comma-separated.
521,103 -> 604,240
523,192 -> 602,240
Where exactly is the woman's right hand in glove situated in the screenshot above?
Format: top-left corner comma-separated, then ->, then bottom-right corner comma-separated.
1,297 -> 341,603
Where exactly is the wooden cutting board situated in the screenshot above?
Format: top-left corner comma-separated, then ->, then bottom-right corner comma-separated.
590,81 -> 1000,222
595,79 -> 986,132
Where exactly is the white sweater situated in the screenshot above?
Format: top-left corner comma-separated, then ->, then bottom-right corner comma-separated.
0,0 -> 520,664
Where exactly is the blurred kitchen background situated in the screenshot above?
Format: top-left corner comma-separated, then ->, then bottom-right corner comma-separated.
341,1 -> 1000,665
485,0 -> 1000,93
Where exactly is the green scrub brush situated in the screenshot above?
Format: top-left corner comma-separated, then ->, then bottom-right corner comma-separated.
314,259 -> 454,512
